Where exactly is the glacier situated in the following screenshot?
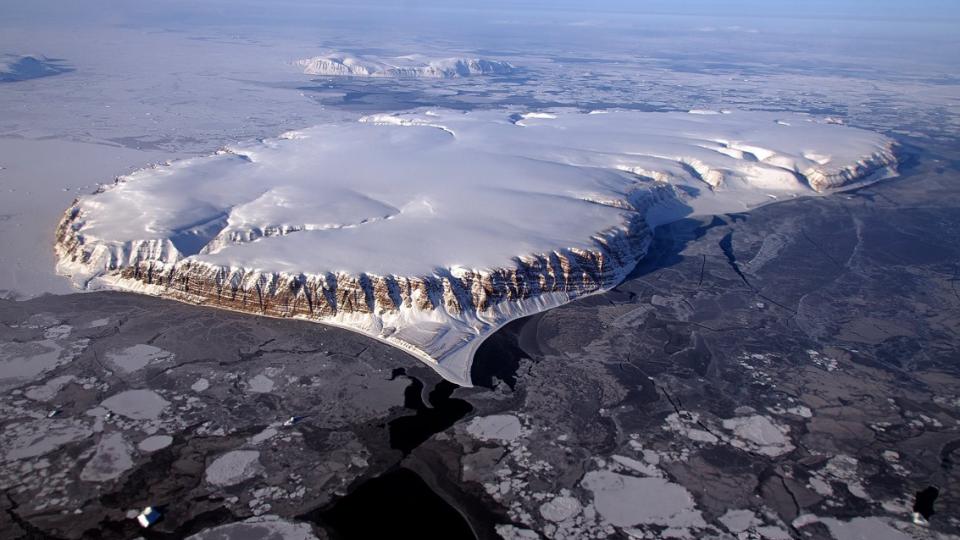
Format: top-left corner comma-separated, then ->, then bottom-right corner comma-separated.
296,53 -> 515,78
54,109 -> 897,386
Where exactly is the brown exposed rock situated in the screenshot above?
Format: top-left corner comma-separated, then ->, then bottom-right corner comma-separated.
54,201 -> 653,325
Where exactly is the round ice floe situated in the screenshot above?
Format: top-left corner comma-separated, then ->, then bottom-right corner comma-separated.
138,435 -> 173,452
101,389 -> 169,420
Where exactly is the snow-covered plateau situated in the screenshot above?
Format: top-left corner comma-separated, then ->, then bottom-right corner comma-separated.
296,52 -> 514,78
54,109 -> 897,385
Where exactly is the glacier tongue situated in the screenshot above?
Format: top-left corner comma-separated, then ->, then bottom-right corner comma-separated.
55,109 -> 897,385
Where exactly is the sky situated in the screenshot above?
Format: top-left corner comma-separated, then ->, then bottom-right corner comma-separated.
3,0 -> 960,26
3,0 -> 957,68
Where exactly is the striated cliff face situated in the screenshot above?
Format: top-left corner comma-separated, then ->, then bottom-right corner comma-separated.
57,222 -> 647,325
54,109 -> 898,385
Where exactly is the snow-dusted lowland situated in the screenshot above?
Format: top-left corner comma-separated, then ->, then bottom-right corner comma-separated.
55,109 -> 897,385
296,52 -> 514,78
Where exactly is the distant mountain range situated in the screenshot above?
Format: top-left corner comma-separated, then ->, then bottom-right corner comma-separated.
296,52 -> 514,79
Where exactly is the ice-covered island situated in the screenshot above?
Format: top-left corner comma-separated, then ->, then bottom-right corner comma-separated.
55,109 -> 897,385
296,52 -> 515,78
0,54 -> 71,82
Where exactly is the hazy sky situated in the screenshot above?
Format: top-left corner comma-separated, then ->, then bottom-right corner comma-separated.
1,1 -> 957,75
3,0 -> 959,25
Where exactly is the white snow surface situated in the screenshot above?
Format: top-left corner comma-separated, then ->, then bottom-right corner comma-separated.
57,109 -> 896,385
297,52 -> 514,78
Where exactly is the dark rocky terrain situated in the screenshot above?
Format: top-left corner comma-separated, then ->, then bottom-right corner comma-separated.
1,136 -> 958,539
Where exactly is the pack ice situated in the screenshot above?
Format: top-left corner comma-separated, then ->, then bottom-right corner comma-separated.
55,109 -> 897,385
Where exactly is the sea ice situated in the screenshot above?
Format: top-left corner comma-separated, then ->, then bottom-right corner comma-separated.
187,515 -> 319,540
721,415 -> 795,457
81,432 -> 134,482
581,470 -> 706,529
540,496 -> 582,522
105,344 -> 174,373
0,339 -> 83,390
138,435 -> 173,452
101,389 -> 169,420
248,374 -> 275,394
23,374 -> 75,402
191,377 -> 210,392
494,525 -> 541,540
719,509 -> 759,533
467,414 -> 523,443
2,419 -> 92,462
205,450 -> 263,487
812,517 -> 912,540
